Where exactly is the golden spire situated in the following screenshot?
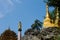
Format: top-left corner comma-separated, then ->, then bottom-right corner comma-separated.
55,7 -> 59,27
18,21 -> 22,31
46,3 -> 50,18
56,7 -> 59,19
43,3 -> 54,28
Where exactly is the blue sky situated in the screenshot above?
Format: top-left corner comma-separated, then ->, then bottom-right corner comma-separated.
0,0 -> 46,36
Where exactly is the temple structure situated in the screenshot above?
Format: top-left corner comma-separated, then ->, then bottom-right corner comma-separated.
43,3 -> 60,28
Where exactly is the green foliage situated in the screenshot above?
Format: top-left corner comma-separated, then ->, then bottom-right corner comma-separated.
25,19 -> 42,36
44,0 -> 60,7
49,8 -> 56,22
1,29 -> 17,40
31,19 -> 42,31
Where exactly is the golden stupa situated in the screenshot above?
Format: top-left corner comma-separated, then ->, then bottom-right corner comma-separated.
43,3 -> 60,28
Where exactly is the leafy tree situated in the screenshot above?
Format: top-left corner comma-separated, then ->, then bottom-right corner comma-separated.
49,8 -> 57,22
31,19 -> 42,31
1,29 -> 17,40
44,0 -> 60,7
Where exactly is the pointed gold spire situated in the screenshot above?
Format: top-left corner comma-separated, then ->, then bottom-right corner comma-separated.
18,21 -> 22,31
46,3 -> 50,18
56,7 -> 59,19
43,3 -> 54,28
55,7 -> 59,27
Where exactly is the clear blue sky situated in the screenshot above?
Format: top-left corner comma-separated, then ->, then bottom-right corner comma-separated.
0,0 -> 46,36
